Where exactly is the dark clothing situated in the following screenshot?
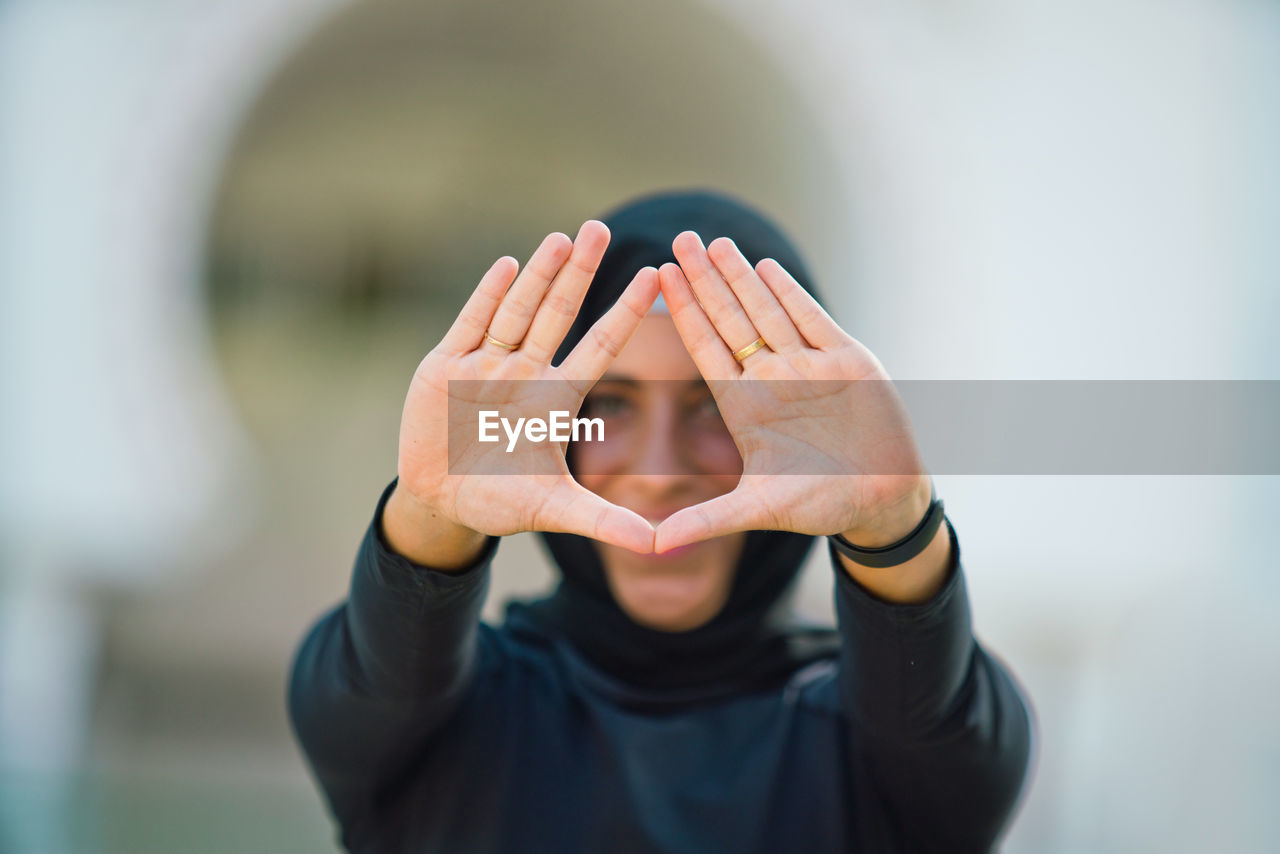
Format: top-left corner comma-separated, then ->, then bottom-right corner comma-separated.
289,482 -> 1033,853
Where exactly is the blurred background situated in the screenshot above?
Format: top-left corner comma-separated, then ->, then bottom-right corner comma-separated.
1,0 -> 1278,851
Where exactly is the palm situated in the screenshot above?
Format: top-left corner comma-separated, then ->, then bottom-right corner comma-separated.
397,222 -> 659,554
654,234 -> 927,551
399,352 -> 571,534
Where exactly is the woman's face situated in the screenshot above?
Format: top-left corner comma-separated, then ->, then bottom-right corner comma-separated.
572,312 -> 747,633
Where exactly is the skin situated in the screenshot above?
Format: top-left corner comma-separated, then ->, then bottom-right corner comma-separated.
656,232 -> 951,605
384,222 -> 657,569
570,315 -> 747,632
382,220 -> 951,631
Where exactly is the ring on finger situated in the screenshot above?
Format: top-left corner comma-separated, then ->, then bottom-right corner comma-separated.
732,336 -> 768,362
484,331 -> 520,351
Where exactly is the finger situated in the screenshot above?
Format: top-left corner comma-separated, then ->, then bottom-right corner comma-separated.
672,231 -> 766,359
484,232 -> 574,351
755,258 -> 848,350
653,489 -> 769,552
438,256 -> 520,355
522,221 -> 610,363
542,481 -> 655,553
557,266 -> 660,384
656,263 -> 740,379
706,237 -> 805,353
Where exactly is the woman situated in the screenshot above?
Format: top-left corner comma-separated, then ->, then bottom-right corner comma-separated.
289,191 -> 1033,853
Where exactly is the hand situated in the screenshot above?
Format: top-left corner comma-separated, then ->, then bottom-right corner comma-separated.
652,232 -> 932,554
396,221 -> 658,555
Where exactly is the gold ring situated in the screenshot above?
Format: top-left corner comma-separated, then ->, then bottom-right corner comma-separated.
731,337 -> 768,362
484,331 -> 520,351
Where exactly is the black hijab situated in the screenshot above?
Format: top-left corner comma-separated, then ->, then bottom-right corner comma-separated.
504,190 -> 840,705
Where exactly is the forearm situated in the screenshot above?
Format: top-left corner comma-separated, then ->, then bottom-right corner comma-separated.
383,480 -> 488,571
835,524 -> 1032,851
835,473 -> 950,604
288,481 -> 498,823
856,643 -> 1033,853
833,520 -> 970,738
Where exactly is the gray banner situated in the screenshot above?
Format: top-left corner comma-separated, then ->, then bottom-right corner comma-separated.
446,380 -> 1280,475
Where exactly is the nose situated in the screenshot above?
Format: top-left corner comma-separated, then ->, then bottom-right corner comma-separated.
628,398 -> 698,514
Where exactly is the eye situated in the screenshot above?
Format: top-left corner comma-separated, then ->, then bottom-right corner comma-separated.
688,393 -> 721,420
580,392 -> 631,419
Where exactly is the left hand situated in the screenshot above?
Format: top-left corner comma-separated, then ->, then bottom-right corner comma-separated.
653,232 -> 932,554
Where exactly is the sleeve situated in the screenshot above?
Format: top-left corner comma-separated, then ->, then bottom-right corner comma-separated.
835,518 -> 1034,853
287,479 -> 500,843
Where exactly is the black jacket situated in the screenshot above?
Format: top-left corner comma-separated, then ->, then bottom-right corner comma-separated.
289,482 -> 1033,853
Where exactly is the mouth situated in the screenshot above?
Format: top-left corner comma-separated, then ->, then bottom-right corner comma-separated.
600,526 -> 700,561
642,541 -> 701,560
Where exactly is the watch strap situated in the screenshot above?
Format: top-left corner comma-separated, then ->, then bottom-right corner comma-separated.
829,481 -> 945,568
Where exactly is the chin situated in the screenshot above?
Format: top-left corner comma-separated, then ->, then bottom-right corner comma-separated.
608,565 -> 728,633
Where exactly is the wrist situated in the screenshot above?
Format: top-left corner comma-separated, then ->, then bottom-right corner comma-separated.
383,481 -> 486,571
829,475 -> 951,601
839,474 -> 933,548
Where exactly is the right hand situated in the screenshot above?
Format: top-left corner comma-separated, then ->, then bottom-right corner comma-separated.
392,221 -> 659,557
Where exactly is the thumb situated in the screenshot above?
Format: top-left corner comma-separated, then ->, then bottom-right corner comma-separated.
540,481 -> 655,554
654,489 -> 768,552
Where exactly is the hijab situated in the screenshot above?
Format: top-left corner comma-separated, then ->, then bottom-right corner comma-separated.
504,190 -> 841,706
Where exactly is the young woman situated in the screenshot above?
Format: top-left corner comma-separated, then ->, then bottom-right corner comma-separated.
289,191 -> 1033,853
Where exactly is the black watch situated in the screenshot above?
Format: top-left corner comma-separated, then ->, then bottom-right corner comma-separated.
829,480 -> 945,568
